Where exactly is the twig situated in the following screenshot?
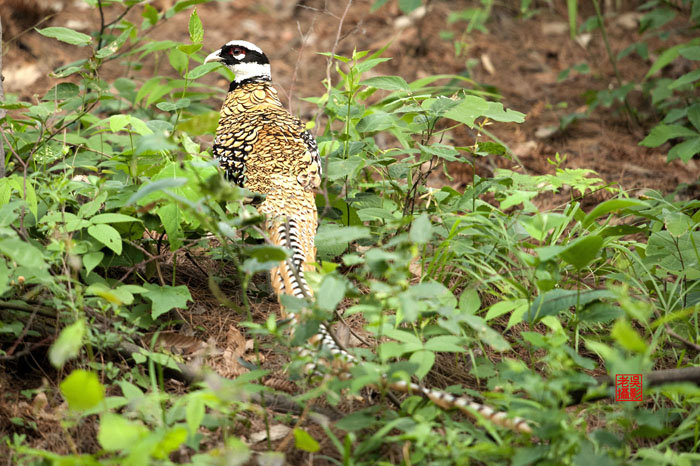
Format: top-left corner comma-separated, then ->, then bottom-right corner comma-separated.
0,14 -> 5,178
288,16 -> 319,114
665,326 -> 700,352
5,304 -> 40,356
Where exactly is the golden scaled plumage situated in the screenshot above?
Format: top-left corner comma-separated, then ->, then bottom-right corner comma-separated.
213,80 -> 321,299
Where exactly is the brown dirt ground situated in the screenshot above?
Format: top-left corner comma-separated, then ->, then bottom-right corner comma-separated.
1,0 -> 699,461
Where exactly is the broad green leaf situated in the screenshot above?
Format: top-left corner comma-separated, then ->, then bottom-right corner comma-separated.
99,413 -> 149,451
186,62 -> 220,79
485,299 -> 523,321
409,213 -> 432,244
317,276 -> 346,311
459,289 -> 481,314
90,213 -> 141,224
558,235 -> 603,270
249,245 -> 287,263
86,283 -> 135,306
680,45 -> 700,60
49,319 -> 85,368
186,395 -> 205,435
688,103 -> 700,132
664,211 -> 692,237
639,124 -> 698,147
611,319 -> 647,353
527,289 -> 615,322
293,428 -> 320,453
127,177 -> 188,205
157,204 -> 183,251
443,95 -> 526,128
460,314 -> 511,351
668,69 -> 700,89
315,224 -> 370,258
109,114 -> 130,132
143,283 -> 192,319
645,43 -> 683,79
188,8 -> 203,44
0,238 -> 48,269
398,0 -> 421,13
668,136 -> 700,163
423,335 -> 465,353
582,199 -> 648,227
88,224 -> 123,255
356,112 -> 397,133
153,427 -> 187,459
360,76 -> 410,91
37,27 -> 92,46
409,349 -> 435,379
60,370 -> 105,411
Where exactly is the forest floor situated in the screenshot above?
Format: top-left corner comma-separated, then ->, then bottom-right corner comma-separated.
1,0 -> 699,459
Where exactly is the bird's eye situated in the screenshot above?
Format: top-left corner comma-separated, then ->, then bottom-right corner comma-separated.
229,47 -> 246,59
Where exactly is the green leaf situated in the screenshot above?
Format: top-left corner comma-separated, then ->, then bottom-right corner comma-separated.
680,45 -> 700,60
249,245 -> 287,263
460,314 -> 511,351
398,0 -> 421,13
90,213 -> 141,224
645,44 -> 683,79
186,395 -> 205,436
527,289 -> 615,322
143,283 -> 192,319
88,224 -> 123,255
664,211 -> 692,237
99,413 -> 149,451
459,289 -> 481,314
423,335 -> 465,353
157,204 -> 183,250
356,112 -> 396,133
409,213 -> 432,244
640,124 -> 699,148
443,95 -> 526,128
49,319 -> 85,368
361,76 -> 410,91
581,199 -> 648,227
687,103 -> 700,132
186,62 -> 221,79
409,349 -> 435,379
315,224 -> 370,258
188,8 -> 203,43
611,319 -> 647,353
558,235 -> 603,270
293,428 -> 320,453
36,27 -> 92,46
142,3 -> 159,25
0,238 -> 48,269
668,136 -> 700,163
60,370 -> 105,411
127,177 -> 188,205
153,427 -> 187,459
317,276 -> 346,311
668,69 -> 700,89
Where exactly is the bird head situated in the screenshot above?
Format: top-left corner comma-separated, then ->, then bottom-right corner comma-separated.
204,40 -> 271,83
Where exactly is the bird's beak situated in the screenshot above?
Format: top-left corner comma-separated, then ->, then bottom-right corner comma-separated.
204,50 -> 223,64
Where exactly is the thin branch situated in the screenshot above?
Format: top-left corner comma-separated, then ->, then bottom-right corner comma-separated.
0,14 -> 5,178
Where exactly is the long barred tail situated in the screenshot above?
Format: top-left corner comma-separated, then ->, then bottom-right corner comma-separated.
266,213 -> 532,435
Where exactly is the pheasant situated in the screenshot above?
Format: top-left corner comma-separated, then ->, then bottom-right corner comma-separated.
204,40 -> 532,435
